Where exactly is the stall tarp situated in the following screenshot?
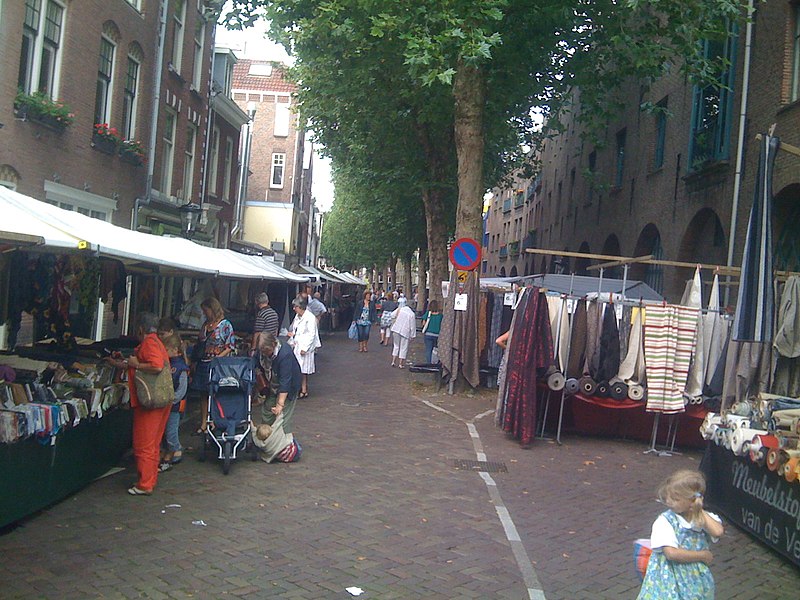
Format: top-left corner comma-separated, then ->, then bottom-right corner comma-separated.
0,188 -> 92,250
0,187 -> 309,282
484,274 -> 664,302
330,271 -> 366,285
296,264 -> 346,283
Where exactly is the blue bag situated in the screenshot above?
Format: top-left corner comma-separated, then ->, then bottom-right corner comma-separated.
348,321 -> 358,340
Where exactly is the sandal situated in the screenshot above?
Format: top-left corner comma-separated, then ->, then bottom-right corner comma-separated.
127,486 -> 152,496
170,452 -> 183,464
298,391 -> 309,399
158,462 -> 172,472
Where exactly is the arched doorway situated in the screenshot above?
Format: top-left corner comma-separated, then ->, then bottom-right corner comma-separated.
510,265 -> 518,277
575,242 -> 591,276
499,266 -> 506,277
630,224 -> 664,294
678,208 -> 726,302
774,183 -> 800,272
600,234 -> 622,279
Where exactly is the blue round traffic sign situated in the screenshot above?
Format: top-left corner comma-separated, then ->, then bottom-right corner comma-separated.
449,238 -> 482,271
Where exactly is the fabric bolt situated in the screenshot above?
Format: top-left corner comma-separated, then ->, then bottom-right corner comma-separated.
584,300 -> 603,378
546,296 -> 570,373
643,304 -> 698,413
618,307 -> 646,385
501,289 -> 553,446
683,268 -> 705,399
438,270 -> 481,388
566,299 -> 588,379
704,332 -> 729,399
595,303 -> 621,384
487,292 -> 506,368
733,134 -> 779,343
721,340 -> 773,411
619,304 -> 633,363
495,289 -> 528,425
702,274 -> 729,387
775,276 -> 800,358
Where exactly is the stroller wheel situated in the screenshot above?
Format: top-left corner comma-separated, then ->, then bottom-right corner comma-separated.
198,435 -> 207,463
222,441 -> 232,475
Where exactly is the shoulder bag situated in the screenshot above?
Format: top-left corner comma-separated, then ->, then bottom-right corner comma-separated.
134,368 -> 174,409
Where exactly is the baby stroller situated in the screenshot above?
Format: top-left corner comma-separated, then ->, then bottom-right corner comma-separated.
199,356 -> 258,474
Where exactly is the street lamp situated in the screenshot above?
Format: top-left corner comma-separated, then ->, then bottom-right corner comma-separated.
178,202 -> 202,239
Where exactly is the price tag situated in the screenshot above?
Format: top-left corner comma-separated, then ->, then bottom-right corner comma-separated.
566,298 -> 577,314
454,293 -> 468,311
615,303 -> 623,322
503,292 -> 515,306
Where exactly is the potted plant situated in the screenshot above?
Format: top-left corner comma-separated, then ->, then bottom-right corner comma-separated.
14,90 -> 75,131
92,123 -> 122,155
119,139 -> 146,166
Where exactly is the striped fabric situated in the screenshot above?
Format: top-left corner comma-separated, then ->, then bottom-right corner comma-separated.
643,305 -> 699,413
733,134 -> 779,343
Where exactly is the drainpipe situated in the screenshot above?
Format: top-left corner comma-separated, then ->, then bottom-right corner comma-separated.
200,10 -> 221,220
725,0 -> 755,306
231,102 -> 256,238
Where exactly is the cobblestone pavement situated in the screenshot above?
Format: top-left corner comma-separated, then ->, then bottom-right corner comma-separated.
1,332 -> 799,599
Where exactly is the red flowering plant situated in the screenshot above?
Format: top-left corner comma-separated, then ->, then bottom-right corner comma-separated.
119,138 -> 146,165
93,123 -> 123,144
14,90 -> 75,130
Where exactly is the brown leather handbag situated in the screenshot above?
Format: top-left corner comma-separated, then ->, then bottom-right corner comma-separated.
133,368 -> 174,409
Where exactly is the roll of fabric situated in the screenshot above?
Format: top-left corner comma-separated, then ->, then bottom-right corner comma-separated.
726,415 -> 751,430
780,436 -> 800,450
700,413 -> 722,440
565,378 -> 580,395
596,382 -> 610,398
579,376 -> 597,396
730,428 -> 767,456
610,381 -> 628,400
784,457 -> 800,482
766,448 -> 782,471
547,370 -> 566,391
628,384 -> 645,401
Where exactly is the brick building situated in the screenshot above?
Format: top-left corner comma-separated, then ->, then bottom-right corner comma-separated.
231,59 -> 313,268
484,1 -> 800,302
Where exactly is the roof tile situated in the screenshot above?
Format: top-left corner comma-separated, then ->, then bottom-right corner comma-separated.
232,59 -> 297,93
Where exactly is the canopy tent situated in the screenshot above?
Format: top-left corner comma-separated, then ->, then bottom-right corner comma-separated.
477,274 -> 664,302
329,270 -> 366,285
0,187 -> 308,282
295,264 -> 347,284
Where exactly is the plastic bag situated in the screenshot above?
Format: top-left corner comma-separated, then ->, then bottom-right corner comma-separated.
348,322 -> 358,340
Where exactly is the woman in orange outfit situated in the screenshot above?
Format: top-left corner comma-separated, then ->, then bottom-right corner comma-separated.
109,312 -> 171,495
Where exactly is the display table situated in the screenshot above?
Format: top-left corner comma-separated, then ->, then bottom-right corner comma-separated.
701,442 -> 800,567
0,408 -> 132,529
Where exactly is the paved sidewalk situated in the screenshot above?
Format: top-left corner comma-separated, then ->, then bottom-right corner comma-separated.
1,332 -> 798,599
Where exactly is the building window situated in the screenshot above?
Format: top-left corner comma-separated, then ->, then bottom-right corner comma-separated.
43,181 -> 116,223
792,4 -> 800,102
192,16 -> 205,89
94,37 -> 116,126
689,25 -> 738,171
125,0 -> 141,10
614,129 -> 626,188
171,0 -> 186,72
654,97 -> 668,170
122,56 -> 139,139
271,153 -> 286,188
223,137 -> 233,202
183,125 -> 197,202
18,0 -> 65,96
208,126 -> 220,196
274,101 -> 290,137
160,110 -> 176,195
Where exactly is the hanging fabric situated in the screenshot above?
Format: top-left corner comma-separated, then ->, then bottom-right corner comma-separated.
683,267 -> 705,399
617,307 -> 646,386
702,274 -> 729,388
643,304 -> 699,413
773,276 -> 800,397
583,300 -> 603,378
618,304 -> 633,363
595,302 -> 620,384
733,134 -> 779,343
566,299 -> 587,379
487,292 -> 506,369
501,289 -> 553,446
546,296 -> 570,373
438,269 -> 481,388
495,289 -> 529,425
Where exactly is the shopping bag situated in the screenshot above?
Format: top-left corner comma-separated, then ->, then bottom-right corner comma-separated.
348,322 -> 358,340
632,538 -> 652,582
134,368 -> 174,409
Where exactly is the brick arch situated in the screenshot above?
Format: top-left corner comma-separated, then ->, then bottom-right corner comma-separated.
0,164 -> 21,188
510,265 -> 518,277
774,183 -> 800,272
102,20 -> 121,44
630,224 -> 663,294
499,266 -> 506,277
575,241 -> 591,275
128,41 -> 145,62
678,208 -> 726,267
600,234 -> 622,278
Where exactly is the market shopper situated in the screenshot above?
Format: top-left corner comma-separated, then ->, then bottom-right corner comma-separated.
390,301 -> 417,368
193,297 -> 235,433
252,292 -> 280,348
307,291 -> 328,323
288,295 -> 320,398
160,333 -> 189,469
637,469 -> 724,599
258,331 -> 302,433
107,312 -> 171,496
421,300 -> 443,363
379,292 -> 398,346
353,290 -> 377,353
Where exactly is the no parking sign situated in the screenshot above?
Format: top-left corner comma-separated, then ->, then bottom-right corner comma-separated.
448,238 -> 482,271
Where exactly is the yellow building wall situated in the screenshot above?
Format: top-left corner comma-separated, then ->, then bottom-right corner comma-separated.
242,204 -> 298,252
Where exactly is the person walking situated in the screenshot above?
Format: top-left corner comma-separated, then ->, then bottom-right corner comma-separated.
106,312 -> 171,496
288,296 -> 320,398
421,299 -> 443,363
390,300 -> 417,368
353,290 -> 377,352
379,292 -> 398,346
307,291 -> 328,324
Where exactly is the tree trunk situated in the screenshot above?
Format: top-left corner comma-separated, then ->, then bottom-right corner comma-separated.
403,253 -> 413,299
389,255 -> 398,291
452,60 -> 486,242
418,246 -> 429,312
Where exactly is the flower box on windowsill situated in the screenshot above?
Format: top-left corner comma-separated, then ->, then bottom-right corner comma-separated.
119,148 -> 144,166
91,132 -> 118,155
14,105 -> 69,133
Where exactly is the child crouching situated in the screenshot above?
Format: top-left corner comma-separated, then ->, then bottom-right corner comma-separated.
251,417 -> 302,463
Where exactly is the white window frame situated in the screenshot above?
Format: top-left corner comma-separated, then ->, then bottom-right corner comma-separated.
223,137 -> 233,202
208,126 -> 220,197
94,35 -> 116,126
160,109 -> 177,196
171,0 -> 186,73
274,101 -> 290,137
192,16 -> 205,90
183,124 -> 197,201
0,181 -> 17,191
44,180 -> 117,222
18,0 -> 66,97
122,55 -> 140,139
270,153 -> 286,189
125,0 -> 142,10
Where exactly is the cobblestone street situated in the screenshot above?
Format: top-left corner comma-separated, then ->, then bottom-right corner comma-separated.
1,332 -> 798,599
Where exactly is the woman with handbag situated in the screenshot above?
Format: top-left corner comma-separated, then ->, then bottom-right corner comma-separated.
107,312 -> 172,496
352,290 -> 378,353
192,297 -> 235,433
